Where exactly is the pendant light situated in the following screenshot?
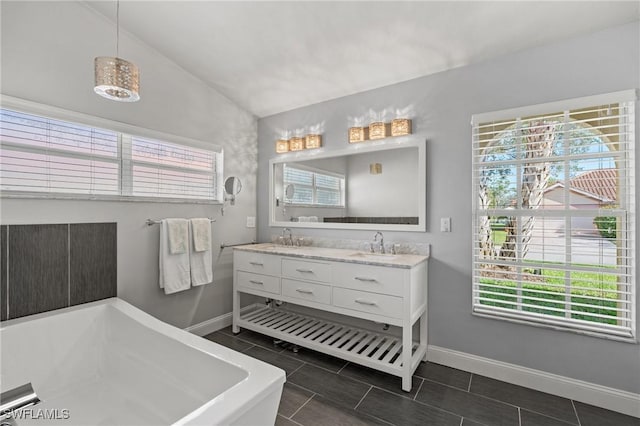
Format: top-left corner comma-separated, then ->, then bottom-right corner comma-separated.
94,0 -> 140,102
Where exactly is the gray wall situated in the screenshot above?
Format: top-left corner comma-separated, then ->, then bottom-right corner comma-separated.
0,1 -> 257,328
346,148 -> 418,217
257,22 -> 640,393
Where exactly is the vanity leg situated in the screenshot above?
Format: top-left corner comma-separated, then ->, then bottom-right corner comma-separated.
232,288 -> 240,334
402,322 -> 412,392
420,310 -> 428,362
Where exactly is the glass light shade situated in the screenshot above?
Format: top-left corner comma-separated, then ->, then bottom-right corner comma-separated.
305,134 -> 322,149
94,57 -> 140,102
289,137 -> 305,151
391,118 -> 412,136
275,139 -> 290,153
348,127 -> 369,143
369,122 -> 389,140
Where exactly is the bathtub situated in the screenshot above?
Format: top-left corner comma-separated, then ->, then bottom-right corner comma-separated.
0,298 -> 285,425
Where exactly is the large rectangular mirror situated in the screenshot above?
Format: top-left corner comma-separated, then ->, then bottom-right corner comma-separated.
269,138 -> 426,231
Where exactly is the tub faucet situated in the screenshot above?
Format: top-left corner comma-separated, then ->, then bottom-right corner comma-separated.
373,231 -> 384,254
0,383 -> 40,420
282,228 -> 293,246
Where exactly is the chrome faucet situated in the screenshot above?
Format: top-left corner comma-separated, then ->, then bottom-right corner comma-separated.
373,231 -> 384,254
1,383 -> 40,421
282,228 -> 293,246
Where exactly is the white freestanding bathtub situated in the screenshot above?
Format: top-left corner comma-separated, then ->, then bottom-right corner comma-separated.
0,298 -> 285,425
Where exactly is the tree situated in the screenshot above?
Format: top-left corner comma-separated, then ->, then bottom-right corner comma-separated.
500,121 -> 555,260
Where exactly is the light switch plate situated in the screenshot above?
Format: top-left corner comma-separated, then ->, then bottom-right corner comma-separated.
246,216 -> 256,228
440,217 -> 451,232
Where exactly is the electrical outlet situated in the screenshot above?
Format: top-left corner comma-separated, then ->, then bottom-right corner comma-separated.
440,217 -> 451,232
246,216 -> 256,228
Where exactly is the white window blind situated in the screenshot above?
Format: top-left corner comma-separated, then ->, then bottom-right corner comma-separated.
283,164 -> 344,207
0,109 -> 119,195
472,91 -> 636,339
128,136 -> 217,200
0,106 -> 220,202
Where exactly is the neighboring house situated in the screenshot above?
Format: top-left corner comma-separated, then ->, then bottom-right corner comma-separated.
542,169 -> 617,236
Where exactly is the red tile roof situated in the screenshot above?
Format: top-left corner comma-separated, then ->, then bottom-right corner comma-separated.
569,168 -> 617,202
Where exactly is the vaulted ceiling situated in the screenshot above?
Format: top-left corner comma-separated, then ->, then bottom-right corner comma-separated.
85,1 -> 639,117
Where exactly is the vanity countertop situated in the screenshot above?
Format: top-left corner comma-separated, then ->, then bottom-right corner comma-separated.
233,243 -> 429,269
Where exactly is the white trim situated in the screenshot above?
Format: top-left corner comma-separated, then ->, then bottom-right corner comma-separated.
471,89 -> 638,125
427,345 -> 640,418
185,304 -> 260,336
269,136 -> 426,232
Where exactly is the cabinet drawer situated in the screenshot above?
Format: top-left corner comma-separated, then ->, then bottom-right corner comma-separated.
282,258 -> 331,283
332,262 -> 404,296
282,279 -> 331,305
237,271 -> 280,294
235,251 -> 281,276
333,287 -> 403,319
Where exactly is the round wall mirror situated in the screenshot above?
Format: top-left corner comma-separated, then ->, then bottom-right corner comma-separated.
285,184 -> 295,200
224,177 -> 242,196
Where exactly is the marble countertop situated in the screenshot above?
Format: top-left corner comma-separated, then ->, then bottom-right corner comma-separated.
233,243 -> 429,269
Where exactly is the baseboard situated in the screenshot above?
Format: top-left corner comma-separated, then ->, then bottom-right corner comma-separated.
427,345 -> 640,418
185,304 -> 259,337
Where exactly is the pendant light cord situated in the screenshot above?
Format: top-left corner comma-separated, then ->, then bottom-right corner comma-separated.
116,0 -> 120,57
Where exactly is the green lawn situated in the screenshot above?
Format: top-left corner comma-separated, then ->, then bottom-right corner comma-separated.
479,268 -> 619,325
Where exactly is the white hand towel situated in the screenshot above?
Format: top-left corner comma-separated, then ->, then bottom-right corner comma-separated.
159,219 -> 191,294
167,218 -> 188,254
191,218 -> 211,252
189,220 -> 213,286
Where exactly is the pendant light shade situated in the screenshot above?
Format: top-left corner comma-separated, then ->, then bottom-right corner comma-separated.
94,57 -> 140,102
94,0 -> 140,102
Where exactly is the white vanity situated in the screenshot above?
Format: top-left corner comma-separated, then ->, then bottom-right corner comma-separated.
232,243 -> 428,392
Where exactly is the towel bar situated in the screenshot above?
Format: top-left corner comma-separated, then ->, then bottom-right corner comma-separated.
146,218 -> 216,226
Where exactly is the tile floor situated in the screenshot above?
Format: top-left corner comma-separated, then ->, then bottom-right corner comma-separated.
205,327 -> 638,426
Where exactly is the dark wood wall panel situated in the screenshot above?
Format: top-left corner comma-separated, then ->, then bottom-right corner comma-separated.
1,223 -> 117,321
8,224 -> 68,319
70,223 -> 117,305
1,226 -> 7,321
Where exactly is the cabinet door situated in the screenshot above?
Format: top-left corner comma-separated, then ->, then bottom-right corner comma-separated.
282,259 -> 331,283
237,271 -> 281,294
332,262 -> 404,296
332,287 -> 403,319
235,251 -> 281,276
282,278 -> 331,305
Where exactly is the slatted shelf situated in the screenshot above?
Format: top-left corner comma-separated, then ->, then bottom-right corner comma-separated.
238,306 -> 421,377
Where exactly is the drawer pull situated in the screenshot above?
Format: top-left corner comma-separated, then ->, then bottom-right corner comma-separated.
295,288 -> 314,294
355,298 -> 377,306
248,280 -> 264,285
249,261 -> 264,266
354,276 -> 377,282
295,268 -> 314,273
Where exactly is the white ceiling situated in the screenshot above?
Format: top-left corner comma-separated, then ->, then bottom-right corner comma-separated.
85,1 -> 639,118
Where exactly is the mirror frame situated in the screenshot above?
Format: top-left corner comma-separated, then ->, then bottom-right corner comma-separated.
269,137 -> 426,232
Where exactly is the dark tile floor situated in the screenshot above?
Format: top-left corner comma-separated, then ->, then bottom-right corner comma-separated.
206,327 -> 638,426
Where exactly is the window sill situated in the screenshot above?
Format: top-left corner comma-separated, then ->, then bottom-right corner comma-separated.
1,192 -> 223,205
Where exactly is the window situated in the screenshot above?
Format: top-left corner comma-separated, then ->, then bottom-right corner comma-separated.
0,109 -> 119,195
283,164 -> 344,207
128,136 -> 218,200
472,91 -> 636,339
0,103 -> 221,202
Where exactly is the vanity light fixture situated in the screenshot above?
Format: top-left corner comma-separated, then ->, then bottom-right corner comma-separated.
391,118 -> 412,136
94,0 -> 140,102
289,137 -> 305,151
305,134 -> 322,149
369,122 -> 390,140
275,139 -> 290,153
348,127 -> 369,143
